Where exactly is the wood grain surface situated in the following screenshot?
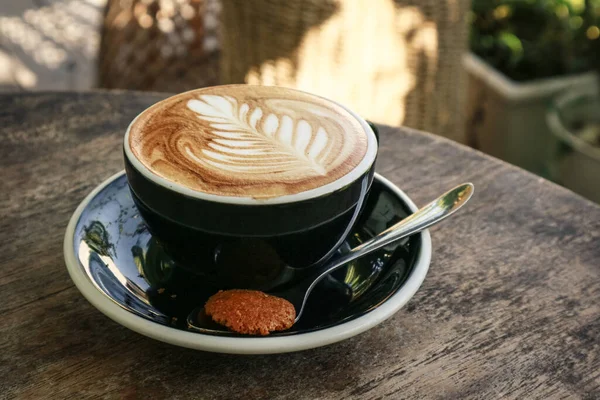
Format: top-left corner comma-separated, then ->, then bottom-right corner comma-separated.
1,92 -> 599,400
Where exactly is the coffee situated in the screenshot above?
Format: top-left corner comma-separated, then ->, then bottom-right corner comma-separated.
128,85 -> 371,199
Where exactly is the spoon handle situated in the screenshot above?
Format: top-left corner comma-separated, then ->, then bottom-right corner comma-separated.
353,182 -> 474,255
303,183 -> 474,295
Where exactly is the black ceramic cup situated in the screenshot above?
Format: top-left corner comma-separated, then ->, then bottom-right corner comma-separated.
124,90 -> 379,291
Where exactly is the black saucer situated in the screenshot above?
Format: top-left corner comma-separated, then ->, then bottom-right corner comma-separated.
70,172 -> 421,337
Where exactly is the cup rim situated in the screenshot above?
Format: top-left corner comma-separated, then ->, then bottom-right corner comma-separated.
123,85 -> 378,206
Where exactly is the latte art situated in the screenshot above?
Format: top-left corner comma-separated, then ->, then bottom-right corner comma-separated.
127,86 -> 371,199
186,95 -> 347,178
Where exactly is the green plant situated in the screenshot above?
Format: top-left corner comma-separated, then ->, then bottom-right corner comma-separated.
470,0 -> 600,81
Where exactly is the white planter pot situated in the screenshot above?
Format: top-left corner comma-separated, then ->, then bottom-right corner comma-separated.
546,86 -> 600,204
464,53 -> 597,176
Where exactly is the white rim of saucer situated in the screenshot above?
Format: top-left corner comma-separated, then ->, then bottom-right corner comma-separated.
123,85 -> 379,205
64,171 -> 431,355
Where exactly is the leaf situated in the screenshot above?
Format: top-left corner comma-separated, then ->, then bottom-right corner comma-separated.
185,95 -> 334,177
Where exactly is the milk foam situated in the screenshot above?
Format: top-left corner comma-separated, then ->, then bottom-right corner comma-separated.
127,85 -> 371,199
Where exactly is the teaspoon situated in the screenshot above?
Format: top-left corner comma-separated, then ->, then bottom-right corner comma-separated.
188,182 -> 474,332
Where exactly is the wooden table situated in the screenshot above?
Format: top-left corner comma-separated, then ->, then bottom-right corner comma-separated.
2,92 -> 599,399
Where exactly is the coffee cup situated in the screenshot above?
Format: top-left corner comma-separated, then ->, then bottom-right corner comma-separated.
124,85 -> 378,290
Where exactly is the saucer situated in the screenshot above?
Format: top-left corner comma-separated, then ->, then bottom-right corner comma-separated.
64,171 -> 431,354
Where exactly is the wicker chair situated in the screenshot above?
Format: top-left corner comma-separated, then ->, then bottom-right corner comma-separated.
220,0 -> 470,142
98,0 -> 220,92
98,0 -> 469,142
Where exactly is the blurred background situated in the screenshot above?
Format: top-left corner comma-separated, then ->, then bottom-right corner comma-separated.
2,0 -> 599,203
